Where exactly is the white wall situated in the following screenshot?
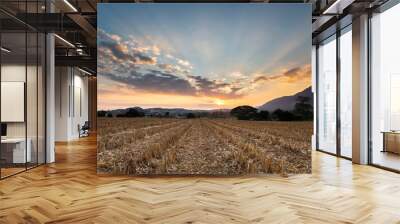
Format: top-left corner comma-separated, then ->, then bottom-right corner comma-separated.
1,82 -> 25,122
55,67 -> 89,141
1,65 -> 26,139
1,65 -> 40,138
72,73 -> 89,138
55,67 -> 70,141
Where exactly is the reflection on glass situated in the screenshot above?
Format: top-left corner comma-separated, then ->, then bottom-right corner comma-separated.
27,32 -> 38,169
0,1 -> 47,179
390,75 -> 400,130
371,3 -> 400,171
318,35 -> 337,154
38,33 -> 46,165
1,32 -> 27,177
340,27 -> 352,158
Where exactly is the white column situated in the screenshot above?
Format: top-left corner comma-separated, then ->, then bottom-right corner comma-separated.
46,32 -> 55,163
352,14 -> 369,164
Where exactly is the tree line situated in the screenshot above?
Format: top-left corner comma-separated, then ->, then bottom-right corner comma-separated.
98,96 -> 313,121
230,96 -> 313,121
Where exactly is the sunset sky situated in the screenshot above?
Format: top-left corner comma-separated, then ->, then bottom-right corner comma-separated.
97,4 -> 311,110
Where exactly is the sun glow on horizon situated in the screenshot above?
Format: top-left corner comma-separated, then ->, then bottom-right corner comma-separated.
214,99 -> 225,106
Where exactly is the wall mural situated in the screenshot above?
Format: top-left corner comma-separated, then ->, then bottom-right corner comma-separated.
97,3 -> 312,175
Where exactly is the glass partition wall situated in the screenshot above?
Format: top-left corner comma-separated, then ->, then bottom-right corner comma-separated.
317,35 -> 337,154
0,4 -> 46,179
370,3 -> 400,171
339,26 -> 352,159
316,25 -> 352,159
0,31 -> 27,177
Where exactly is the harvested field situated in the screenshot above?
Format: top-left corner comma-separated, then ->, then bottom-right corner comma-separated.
97,118 -> 312,175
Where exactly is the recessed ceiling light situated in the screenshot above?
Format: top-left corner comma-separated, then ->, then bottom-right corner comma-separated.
1,47 -> 11,53
63,0 -> 78,12
54,34 -> 75,48
322,0 -> 354,15
78,67 -> 92,76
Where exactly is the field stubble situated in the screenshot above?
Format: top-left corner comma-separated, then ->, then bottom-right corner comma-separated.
97,118 -> 312,175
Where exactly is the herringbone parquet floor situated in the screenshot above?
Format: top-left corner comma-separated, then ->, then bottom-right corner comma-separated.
1,135 -> 400,224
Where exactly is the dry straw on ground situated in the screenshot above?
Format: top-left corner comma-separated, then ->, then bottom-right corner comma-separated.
97,118 -> 312,175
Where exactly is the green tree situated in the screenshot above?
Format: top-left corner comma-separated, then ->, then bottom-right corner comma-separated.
186,112 -> 196,119
294,96 -> 313,120
118,108 -> 145,117
230,106 -> 258,120
97,110 -> 107,117
255,110 -> 270,121
271,109 -> 298,121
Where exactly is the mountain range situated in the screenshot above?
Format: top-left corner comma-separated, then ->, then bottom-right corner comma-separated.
258,87 -> 313,111
103,86 -> 313,116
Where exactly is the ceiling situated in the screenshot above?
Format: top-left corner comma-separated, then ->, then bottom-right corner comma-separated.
0,0 -> 391,74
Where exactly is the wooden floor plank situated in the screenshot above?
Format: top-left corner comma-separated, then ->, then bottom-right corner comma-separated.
0,135 -> 399,223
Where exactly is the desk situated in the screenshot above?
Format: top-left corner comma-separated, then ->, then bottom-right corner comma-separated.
382,131 -> 400,154
1,138 -> 31,163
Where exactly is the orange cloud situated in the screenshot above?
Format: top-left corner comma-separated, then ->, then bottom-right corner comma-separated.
253,64 -> 311,84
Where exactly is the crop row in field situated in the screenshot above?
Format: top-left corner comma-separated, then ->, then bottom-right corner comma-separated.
97,118 -> 312,175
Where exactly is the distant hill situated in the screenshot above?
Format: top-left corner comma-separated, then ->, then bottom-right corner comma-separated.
100,87 -> 313,117
108,107 -> 145,117
106,107 -> 230,117
258,87 -> 313,112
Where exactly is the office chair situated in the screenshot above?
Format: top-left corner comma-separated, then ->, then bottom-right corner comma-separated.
79,121 -> 90,138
